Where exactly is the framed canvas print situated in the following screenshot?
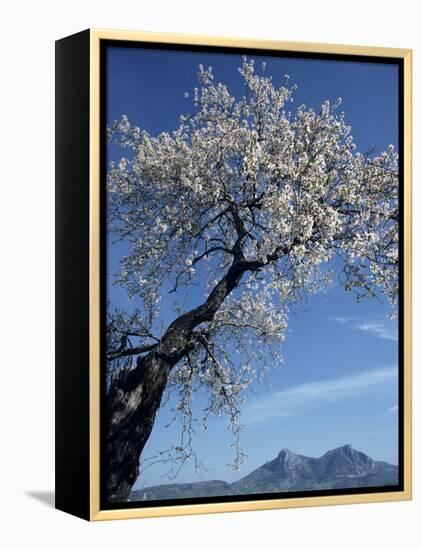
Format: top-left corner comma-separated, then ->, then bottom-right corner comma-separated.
55,29 -> 412,521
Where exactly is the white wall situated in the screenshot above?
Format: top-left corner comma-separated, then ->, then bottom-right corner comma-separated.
0,1 -> 419,548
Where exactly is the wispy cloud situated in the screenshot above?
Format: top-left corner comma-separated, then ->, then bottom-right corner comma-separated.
330,316 -> 353,324
388,404 -> 399,413
331,316 -> 398,342
356,322 -> 398,341
244,367 -> 397,423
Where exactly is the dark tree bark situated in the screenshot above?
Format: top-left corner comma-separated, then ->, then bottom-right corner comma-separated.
105,258 -> 262,502
106,351 -> 175,502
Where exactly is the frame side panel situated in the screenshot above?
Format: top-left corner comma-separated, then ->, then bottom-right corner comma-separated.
55,29 -> 91,520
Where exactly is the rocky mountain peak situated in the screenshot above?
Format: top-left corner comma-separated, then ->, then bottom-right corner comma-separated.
321,444 -> 376,476
277,448 -> 296,459
131,444 -> 399,501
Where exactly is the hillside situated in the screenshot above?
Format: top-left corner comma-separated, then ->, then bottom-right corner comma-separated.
130,444 -> 399,501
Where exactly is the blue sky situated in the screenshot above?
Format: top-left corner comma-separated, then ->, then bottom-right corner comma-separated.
105,46 -> 399,489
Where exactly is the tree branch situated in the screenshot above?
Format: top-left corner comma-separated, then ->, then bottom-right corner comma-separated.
107,342 -> 159,361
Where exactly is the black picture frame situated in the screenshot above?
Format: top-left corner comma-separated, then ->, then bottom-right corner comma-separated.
55,29 -> 412,521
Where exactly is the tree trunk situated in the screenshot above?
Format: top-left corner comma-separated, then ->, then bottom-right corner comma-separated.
105,349 -> 177,502
105,259 -> 259,501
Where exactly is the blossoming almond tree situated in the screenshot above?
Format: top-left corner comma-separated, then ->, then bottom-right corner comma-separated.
105,59 -> 399,501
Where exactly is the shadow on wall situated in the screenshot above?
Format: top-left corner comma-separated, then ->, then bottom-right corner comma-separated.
26,491 -> 55,508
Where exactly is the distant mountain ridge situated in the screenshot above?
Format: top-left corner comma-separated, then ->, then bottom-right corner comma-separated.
130,445 -> 398,501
